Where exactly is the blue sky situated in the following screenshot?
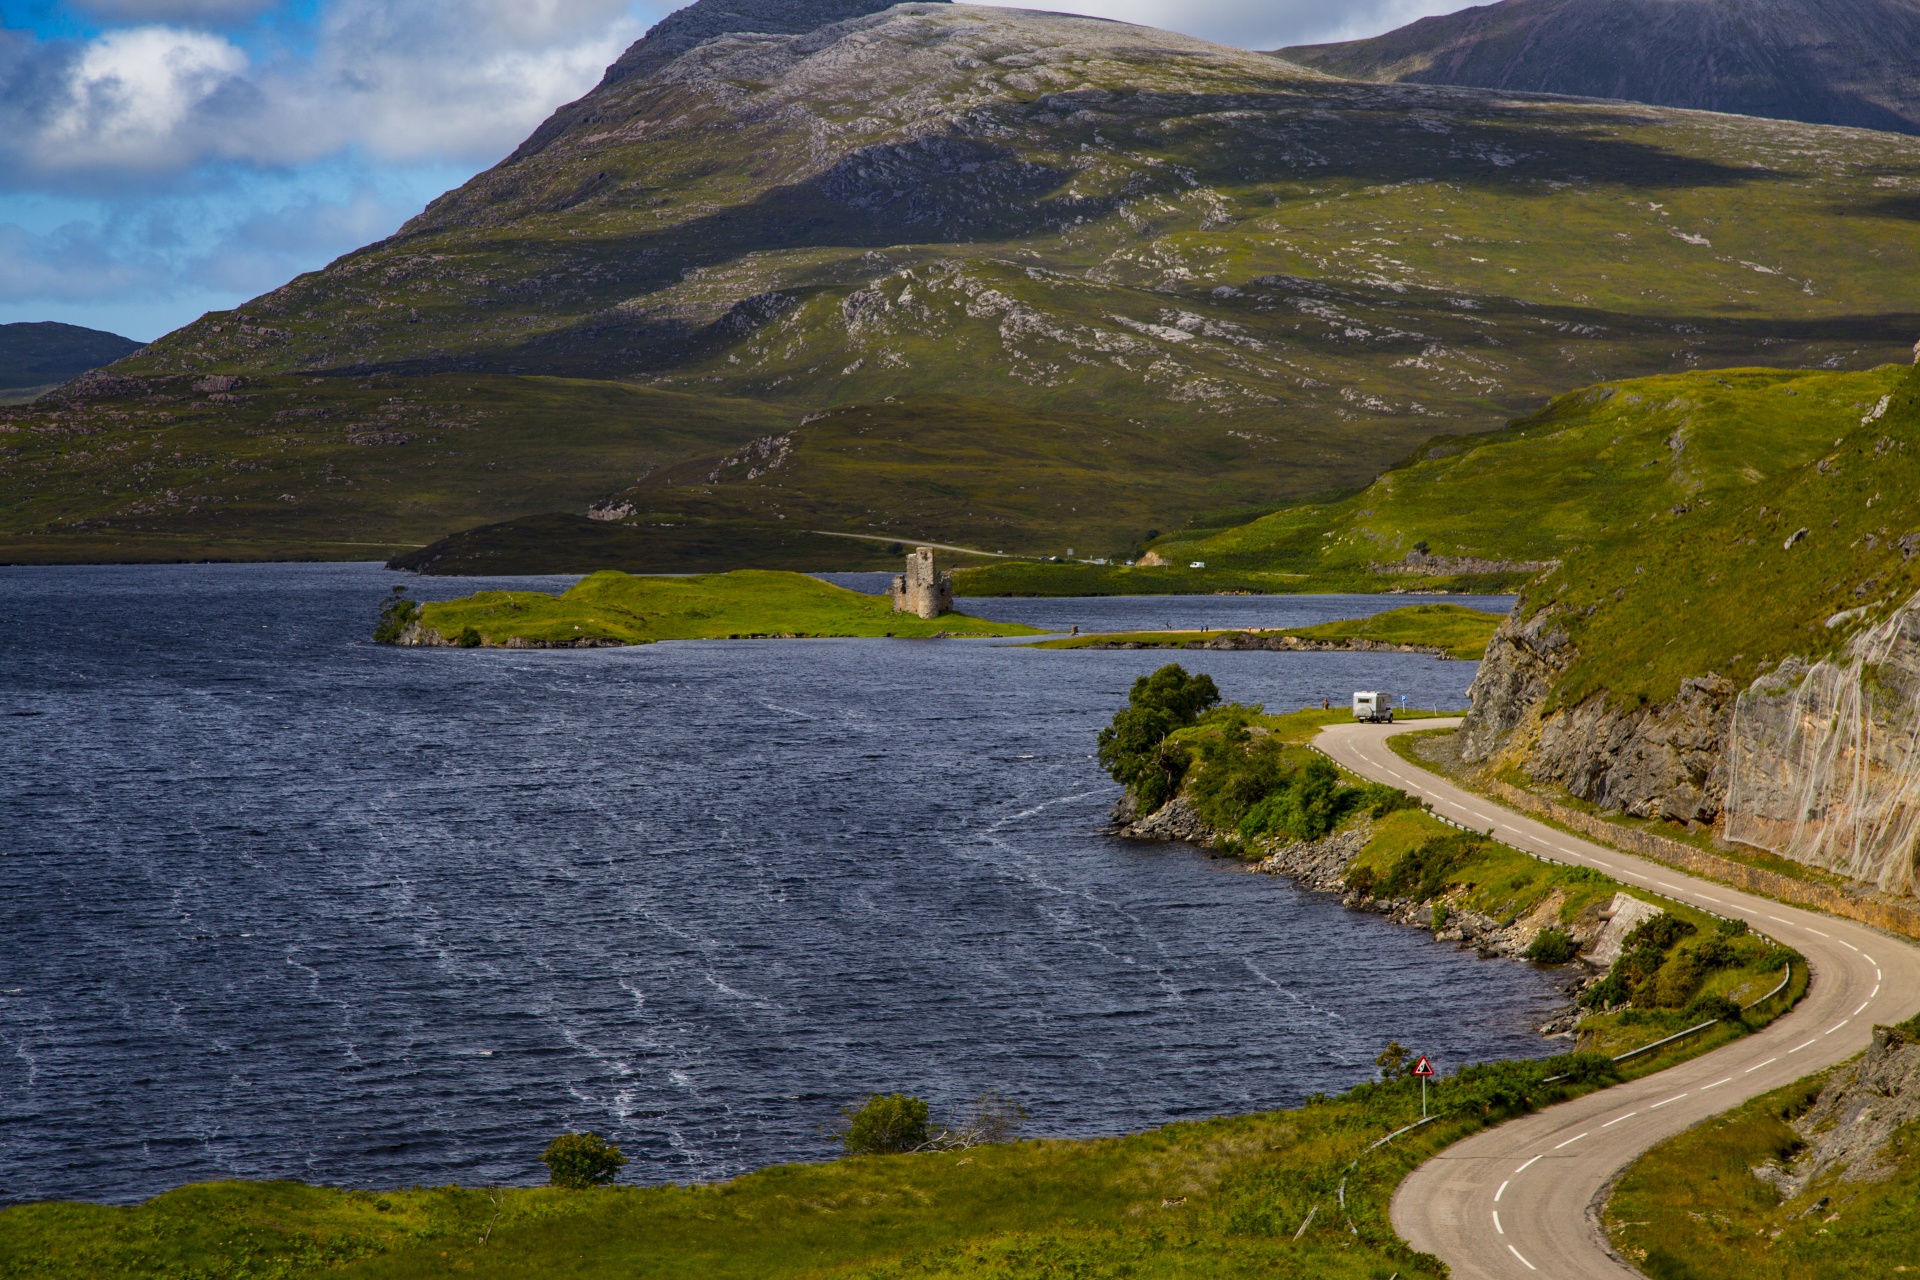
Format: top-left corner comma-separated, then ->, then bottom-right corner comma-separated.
0,0 -> 1468,341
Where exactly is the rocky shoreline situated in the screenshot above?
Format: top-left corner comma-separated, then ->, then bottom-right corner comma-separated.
1112,796 -> 1608,1038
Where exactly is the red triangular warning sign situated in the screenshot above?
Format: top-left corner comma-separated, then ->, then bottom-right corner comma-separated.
1411,1055 -> 1436,1077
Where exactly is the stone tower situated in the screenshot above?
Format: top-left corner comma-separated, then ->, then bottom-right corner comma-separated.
890,546 -> 953,619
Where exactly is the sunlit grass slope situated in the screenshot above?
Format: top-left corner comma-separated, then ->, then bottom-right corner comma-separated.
404,570 -> 1040,645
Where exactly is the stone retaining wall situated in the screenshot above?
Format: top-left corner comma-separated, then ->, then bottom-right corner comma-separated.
1483,780 -> 1920,942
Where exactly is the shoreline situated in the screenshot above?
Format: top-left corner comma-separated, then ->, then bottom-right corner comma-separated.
1109,798 -> 1593,1039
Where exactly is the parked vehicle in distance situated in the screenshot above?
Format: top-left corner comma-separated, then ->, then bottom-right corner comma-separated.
1353,691 -> 1394,723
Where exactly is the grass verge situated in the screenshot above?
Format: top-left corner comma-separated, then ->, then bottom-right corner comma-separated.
1028,605 -> 1503,658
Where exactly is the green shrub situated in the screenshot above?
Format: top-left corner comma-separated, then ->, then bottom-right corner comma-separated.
1344,863 -> 1377,899
372,586 -> 419,643
1238,756 -> 1351,842
841,1093 -> 931,1156
455,626 -> 483,648
540,1132 -> 627,1189
1527,928 -> 1578,965
1624,913 -> 1696,954
1431,902 -> 1450,933
1357,783 -> 1423,818
1683,993 -> 1745,1024
1375,831 -> 1485,902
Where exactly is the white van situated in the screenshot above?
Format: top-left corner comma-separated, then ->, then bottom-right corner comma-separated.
1352,691 -> 1394,723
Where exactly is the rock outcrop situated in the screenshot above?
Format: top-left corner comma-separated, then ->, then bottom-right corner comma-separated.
1755,1020 -> 1920,1198
1462,602 -> 1735,824
1724,590 -> 1920,898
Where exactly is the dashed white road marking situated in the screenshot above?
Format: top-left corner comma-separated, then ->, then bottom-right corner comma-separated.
1841,941 -> 1860,952
1789,1039 -> 1817,1054
1601,1112 -> 1637,1128
1806,926 -> 1831,938
1855,1000 -> 1872,1016
1514,1154 -> 1542,1174
1746,1058 -> 1777,1073
1650,1094 -> 1687,1109
1768,916 -> 1791,924
1864,954 -> 1877,966
1495,1180 -> 1509,1202
1871,983 -> 1882,999
1829,1020 -> 1850,1034
1493,1210 -> 1505,1235
1508,1244 -> 1537,1271
1657,881 -> 1684,890
1553,1131 -> 1590,1149
1701,1078 -> 1733,1091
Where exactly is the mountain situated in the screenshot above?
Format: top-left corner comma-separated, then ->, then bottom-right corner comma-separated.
0,322 -> 143,396
5,0 -> 1920,569
1279,0 -> 1920,135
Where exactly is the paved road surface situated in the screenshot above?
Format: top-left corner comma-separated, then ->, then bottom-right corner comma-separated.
1317,719 -> 1920,1279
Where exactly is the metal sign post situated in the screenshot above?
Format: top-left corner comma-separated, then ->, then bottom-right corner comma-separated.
1412,1055 -> 1436,1119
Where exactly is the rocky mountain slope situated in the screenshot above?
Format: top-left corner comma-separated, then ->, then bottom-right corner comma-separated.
7,0 -> 1920,566
1280,0 -> 1920,135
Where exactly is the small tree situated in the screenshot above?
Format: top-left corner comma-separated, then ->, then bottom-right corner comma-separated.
1527,928 -> 1578,965
841,1093 -> 930,1155
541,1131 -> 626,1189
1376,1040 -> 1413,1082
931,1091 -> 1028,1150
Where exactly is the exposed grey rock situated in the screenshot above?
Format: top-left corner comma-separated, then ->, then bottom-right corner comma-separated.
1370,549 -> 1559,577
1460,603 -> 1573,761
1118,795 -> 1214,844
1527,674 -> 1736,824
1255,819 -> 1374,891
1755,1024 -> 1920,1197
1725,590 -> 1920,897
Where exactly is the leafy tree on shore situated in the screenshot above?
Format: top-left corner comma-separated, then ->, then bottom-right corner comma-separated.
1097,664 -> 1220,810
840,1093 -> 931,1155
541,1132 -> 627,1188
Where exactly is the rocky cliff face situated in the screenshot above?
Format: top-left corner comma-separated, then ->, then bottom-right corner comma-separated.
1724,590 -> 1920,897
1462,603 -> 1735,824
1280,0 -> 1920,135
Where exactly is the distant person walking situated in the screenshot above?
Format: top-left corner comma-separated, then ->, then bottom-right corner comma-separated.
1322,697 -> 1330,711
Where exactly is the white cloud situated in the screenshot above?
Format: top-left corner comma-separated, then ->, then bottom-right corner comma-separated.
294,0 -> 647,162
965,0 -> 1474,50
36,26 -> 248,172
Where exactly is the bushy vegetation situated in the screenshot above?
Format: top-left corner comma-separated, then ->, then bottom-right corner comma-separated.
1582,914 -> 1781,1014
396,569 -> 1041,647
1095,664 -> 1221,811
371,586 -> 418,644
840,1094 -> 932,1156
1525,927 -> 1578,965
540,1132 -> 627,1189
1607,1067 -> 1920,1279
1098,670 -> 1427,839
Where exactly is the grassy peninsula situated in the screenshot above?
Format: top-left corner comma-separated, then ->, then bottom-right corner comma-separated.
384,570 -> 1040,647
1031,604 -> 1504,659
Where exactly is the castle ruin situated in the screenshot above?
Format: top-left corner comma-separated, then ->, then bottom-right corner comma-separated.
890,546 -> 953,618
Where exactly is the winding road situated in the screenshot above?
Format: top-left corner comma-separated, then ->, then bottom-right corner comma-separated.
1316,719 -> 1920,1280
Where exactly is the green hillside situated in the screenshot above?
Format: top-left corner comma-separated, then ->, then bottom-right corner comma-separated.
1149,357 -> 1920,710
6,1 -> 1920,566
396,569 -> 1039,645
1030,603 -> 1504,657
